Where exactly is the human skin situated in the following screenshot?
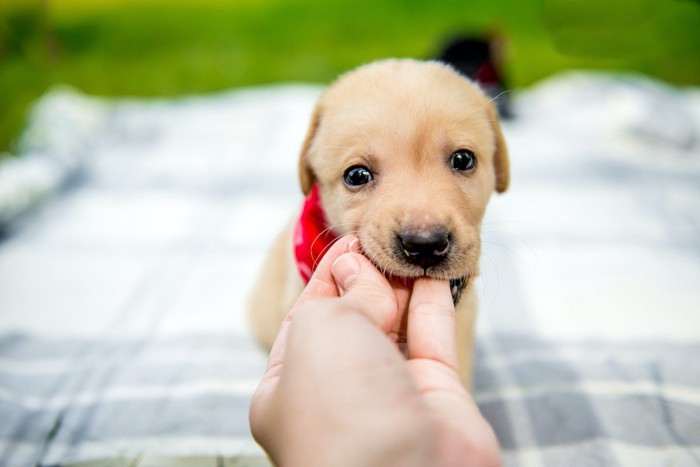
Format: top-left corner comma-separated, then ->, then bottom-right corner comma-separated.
249,235 -> 501,467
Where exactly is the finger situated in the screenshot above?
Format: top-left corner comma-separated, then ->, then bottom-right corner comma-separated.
406,278 -> 459,371
387,276 -> 413,322
296,234 -> 361,308
266,234 -> 359,372
331,252 -> 399,333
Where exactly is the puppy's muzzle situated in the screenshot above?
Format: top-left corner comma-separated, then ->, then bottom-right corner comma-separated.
395,227 -> 468,305
397,228 -> 451,270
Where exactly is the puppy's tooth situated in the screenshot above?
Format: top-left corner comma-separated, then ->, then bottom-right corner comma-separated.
347,237 -> 360,251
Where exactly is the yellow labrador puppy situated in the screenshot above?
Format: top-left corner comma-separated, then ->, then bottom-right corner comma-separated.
248,59 -> 508,389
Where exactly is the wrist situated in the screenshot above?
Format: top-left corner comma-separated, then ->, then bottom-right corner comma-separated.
272,416 -> 436,467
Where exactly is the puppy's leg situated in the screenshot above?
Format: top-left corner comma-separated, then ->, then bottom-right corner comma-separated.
247,222 -> 304,350
455,283 -> 478,392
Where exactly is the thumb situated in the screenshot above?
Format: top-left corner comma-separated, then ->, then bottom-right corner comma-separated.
331,253 -> 399,333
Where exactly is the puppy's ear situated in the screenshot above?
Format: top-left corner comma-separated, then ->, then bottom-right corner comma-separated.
298,104 -> 322,195
486,102 -> 510,193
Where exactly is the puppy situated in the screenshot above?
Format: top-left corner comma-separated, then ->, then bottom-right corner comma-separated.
248,59 -> 509,389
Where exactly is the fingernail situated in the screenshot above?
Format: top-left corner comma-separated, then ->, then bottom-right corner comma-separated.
331,254 -> 361,295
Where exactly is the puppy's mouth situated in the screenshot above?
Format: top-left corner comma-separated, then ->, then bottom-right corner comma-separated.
362,240 -> 469,305
380,271 -> 468,306
449,276 -> 468,305
354,227 -> 473,305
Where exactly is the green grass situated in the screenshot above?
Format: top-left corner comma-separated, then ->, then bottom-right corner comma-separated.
1,0 -> 699,156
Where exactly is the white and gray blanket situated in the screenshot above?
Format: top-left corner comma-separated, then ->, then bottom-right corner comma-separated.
0,71 -> 699,466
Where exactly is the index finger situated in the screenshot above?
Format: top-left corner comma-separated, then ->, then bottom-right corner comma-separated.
296,234 -> 361,308
266,234 -> 359,370
406,278 -> 459,371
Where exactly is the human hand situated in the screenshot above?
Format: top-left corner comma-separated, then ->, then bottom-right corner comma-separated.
249,235 -> 500,467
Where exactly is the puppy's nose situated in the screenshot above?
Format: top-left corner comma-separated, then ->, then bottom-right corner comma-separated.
398,229 -> 451,270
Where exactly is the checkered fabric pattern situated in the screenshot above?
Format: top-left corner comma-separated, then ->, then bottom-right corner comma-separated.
0,73 -> 699,466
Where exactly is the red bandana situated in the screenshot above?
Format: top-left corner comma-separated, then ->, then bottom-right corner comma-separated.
293,184 -> 339,283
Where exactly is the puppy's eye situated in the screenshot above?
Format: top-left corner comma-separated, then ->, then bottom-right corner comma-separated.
343,165 -> 373,186
451,150 -> 477,172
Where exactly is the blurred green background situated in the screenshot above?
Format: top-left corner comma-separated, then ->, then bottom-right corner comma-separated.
1,0 -> 699,157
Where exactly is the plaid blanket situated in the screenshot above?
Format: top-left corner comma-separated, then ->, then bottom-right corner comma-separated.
1,73 -> 699,466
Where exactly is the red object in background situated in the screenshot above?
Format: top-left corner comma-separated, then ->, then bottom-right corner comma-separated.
437,33 -> 513,118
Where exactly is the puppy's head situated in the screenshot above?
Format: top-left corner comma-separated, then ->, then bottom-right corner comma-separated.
299,59 -> 509,281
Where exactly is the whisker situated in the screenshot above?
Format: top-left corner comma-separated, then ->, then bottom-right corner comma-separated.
309,223 -> 363,268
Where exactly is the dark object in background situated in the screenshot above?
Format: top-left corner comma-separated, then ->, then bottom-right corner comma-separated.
438,36 -> 513,119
